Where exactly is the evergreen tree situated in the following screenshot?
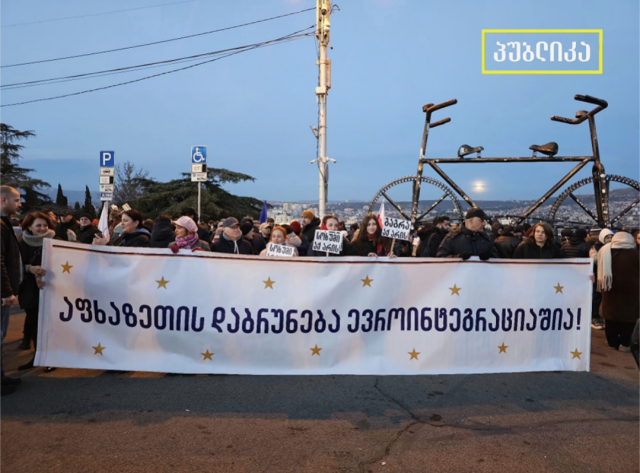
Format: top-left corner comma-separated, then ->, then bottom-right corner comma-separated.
135,168 -> 262,220
82,185 -> 96,218
55,183 -> 68,207
1,123 -> 51,210
74,202 -> 81,211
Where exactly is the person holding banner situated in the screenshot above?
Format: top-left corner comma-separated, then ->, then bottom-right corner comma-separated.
351,214 -> 394,258
596,231 -> 639,352
259,226 -> 299,256
307,215 -> 352,257
513,223 -> 562,259
16,212 -> 57,372
92,210 -> 150,247
169,216 -> 210,253
436,208 -> 498,260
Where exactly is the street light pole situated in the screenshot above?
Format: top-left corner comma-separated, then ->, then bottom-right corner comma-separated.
315,0 -> 331,218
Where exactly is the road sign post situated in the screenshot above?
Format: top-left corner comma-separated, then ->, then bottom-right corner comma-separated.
99,151 -> 115,202
191,146 -> 208,219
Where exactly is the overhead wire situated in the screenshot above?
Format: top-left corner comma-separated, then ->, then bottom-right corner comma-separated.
1,0 -> 202,28
1,7 -> 315,68
2,39 -> 285,89
1,27 -> 315,107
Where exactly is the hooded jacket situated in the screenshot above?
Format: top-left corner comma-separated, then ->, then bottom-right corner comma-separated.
436,226 -> 499,259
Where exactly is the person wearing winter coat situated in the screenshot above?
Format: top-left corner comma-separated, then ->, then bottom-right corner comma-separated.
588,228 -> 615,330
259,226 -> 300,257
560,228 -> 590,258
169,216 -> 210,252
210,217 -> 254,255
436,208 -> 498,260
307,215 -> 352,257
351,214 -> 394,257
493,225 -> 521,259
76,213 -> 102,244
418,216 -> 450,257
93,209 -> 150,247
149,215 -> 176,248
54,210 -> 80,241
17,212 -> 59,371
513,222 -> 563,259
597,232 -> 639,352
301,210 -> 321,245
289,220 -> 309,256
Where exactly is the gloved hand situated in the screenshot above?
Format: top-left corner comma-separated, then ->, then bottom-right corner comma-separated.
460,252 -> 472,260
191,247 -> 203,252
479,252 -> 492,261
169,244 -> 179,254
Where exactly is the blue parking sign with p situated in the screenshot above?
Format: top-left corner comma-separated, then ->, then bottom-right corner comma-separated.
100,151 -> 115,167
191,146 -> 207,164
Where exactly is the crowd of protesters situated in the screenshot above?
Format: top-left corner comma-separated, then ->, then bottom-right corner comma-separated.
2,184 -> 639,394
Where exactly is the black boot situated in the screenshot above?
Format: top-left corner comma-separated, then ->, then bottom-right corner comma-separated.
17,357 -> 35,370
18,338 -> 31,350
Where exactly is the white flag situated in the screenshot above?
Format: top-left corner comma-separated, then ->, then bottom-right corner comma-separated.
98,201 -> 110,242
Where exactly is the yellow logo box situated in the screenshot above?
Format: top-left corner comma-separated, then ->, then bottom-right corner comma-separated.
481,29 -> 603,74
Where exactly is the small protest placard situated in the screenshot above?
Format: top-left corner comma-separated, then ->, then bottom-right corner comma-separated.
266,242 -> 295,257
312,230 -> 343,254
381,217 -> 411,241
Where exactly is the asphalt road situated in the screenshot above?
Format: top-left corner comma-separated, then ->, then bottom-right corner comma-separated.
2,309 -> 638,473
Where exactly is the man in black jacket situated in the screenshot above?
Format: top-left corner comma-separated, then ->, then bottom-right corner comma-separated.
493,225 -> 520,259
419,216 -> 450,257
1,186 -> 23,395
76,213 -> 102,244
436,208 -> 499,260
55,210 -> 80,241
210,217 -> 254,255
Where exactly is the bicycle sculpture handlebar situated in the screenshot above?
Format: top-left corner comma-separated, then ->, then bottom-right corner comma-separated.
551,94 -> 608,125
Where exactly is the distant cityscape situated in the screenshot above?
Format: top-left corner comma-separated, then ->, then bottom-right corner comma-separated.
268,188 -> 639,229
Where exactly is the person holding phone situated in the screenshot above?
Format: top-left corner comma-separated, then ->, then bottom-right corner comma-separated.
92,210 -> 150,247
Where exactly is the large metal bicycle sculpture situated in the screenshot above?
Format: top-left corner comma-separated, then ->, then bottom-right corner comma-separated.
368,95 -> 639,229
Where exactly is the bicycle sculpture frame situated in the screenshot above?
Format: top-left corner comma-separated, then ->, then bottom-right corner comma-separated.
368,94 -> 639,230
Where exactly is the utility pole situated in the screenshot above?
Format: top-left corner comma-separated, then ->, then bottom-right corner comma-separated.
314,0 -> 331,218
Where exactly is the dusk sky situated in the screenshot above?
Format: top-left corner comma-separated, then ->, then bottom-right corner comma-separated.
1,0 -> 638,205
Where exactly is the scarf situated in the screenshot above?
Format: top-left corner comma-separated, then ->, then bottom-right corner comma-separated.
597,232 -> 636,292
21,229 -> 56,247
366,233 -> 385,256
222,232 -> 240,254
173,232 -> 200,250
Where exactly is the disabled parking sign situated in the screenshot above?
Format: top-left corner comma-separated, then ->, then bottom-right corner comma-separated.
191,146 -> 207,164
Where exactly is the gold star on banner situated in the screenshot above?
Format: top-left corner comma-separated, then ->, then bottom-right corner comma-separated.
361,276 -> 373,287
498,343 -> 508,354
156,277 -> 170,289
263,277 -> 275,289
449,284 -> 461,296
570,349 -> 582,359
61,261 -> 73,273
408,349 -> 420,360
201,349 -> 214,360
554,283 -> 564,294
92,343 -> 106,355
310,344 -> 322,356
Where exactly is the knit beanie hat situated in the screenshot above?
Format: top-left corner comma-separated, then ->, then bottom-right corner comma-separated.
240,221 -> 254,236
289,221 -> 302,234
302,210 -> 315,220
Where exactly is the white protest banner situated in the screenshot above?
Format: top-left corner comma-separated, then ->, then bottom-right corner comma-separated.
266,242 -> 295,257
312,230 -> 343,254
381,216 -> 411,241
38,240 -> 592,375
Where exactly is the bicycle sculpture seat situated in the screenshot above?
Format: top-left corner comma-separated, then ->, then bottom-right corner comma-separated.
529,142 -> 558,158
457,144 -> 484,158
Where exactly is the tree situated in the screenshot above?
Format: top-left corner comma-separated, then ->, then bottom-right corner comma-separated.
113,161 -> 149,206
1,123 -> 51,210
82,185 -> 96,218
134,168 -> 262,220
74,202 -> 81,211
55,183 -> 68,207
